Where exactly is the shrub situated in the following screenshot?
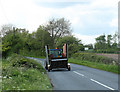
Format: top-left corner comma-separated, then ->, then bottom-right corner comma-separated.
6,54 -> 44,72
2,55 -> 52,90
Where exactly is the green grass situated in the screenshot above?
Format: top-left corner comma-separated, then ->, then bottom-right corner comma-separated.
2,55 -> 52,91
69,58 -> 119,74
0,59 -> 2,92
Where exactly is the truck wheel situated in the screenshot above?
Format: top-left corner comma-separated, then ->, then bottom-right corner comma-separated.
68,67 -> 71,71
67,63 -> 71,71
48,69 -> 50,72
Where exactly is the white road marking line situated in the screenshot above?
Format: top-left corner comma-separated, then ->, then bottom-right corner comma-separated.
90,78 -> 115,90
73,71 -> 84,77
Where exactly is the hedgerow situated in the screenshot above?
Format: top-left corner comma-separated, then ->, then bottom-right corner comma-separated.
72,52 -> 118,65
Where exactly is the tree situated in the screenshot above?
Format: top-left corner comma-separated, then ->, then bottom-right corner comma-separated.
2,27 -> 28,57
113,32 -> 118,43
56,36 -> 83,57
1,24 -> 13,37
44,18 -> 72,47
84,44 -> 93,49
107,35 -> 112,48
94,33 -> 119,53
111,43 -> 117,49
35,26 -> 52,55
111,32 -> 118,50
56,36 -> 80,48
95,34 -> 106,50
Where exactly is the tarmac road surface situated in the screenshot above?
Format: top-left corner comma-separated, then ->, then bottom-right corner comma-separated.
27,57 -> 118,91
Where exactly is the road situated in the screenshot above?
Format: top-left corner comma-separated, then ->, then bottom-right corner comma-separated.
28,57 -> 118,91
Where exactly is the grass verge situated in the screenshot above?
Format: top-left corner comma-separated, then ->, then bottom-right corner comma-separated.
0,59 -> 2,92
2,54 -> 52,90
69,58 -> 119,74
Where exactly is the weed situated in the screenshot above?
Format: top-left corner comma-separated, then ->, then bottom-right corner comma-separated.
2,54 -> 52,90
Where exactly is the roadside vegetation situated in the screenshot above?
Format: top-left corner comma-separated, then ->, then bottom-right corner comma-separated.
72,52 -> 118,65
1,18 -> 119,59
2,54 -> 52,90
0,59 -> 2,92
69,52 -> 119,74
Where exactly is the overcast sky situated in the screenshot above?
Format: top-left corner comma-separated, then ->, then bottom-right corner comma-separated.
0,0 -> 119,44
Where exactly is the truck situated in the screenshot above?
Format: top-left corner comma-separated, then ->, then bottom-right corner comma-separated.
45,44 -> 70,72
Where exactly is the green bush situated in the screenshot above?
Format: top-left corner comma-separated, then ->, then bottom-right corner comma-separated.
6,54 -> 44,71
2,56 -> 52,90
72,52 -> 115,65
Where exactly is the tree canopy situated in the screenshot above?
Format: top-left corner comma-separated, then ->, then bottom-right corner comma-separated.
1,18 -> 119,58
44,18 -> 72,47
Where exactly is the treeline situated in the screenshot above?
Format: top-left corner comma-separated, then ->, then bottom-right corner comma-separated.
1,18 -> 119,58
1,18 -> 84,58
94,33 -> 119,53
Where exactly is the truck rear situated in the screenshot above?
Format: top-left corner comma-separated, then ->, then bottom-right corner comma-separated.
45,44 -> 70,72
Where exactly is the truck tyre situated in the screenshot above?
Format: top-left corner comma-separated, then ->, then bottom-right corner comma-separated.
68,67 -> 70,71
67,64 -> 71,71
48,69 -> 50,72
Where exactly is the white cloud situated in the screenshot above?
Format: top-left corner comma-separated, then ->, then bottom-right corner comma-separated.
72,33 -> 99,45
34,0 -> 91,3
0,0 -> 55,32
109,18 -> 118,27
91,0 -> 119,8
0,0 -> 118,44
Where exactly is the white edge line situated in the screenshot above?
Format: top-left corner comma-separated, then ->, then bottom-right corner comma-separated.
90,78 -> 115,90
73,71 -> 84,77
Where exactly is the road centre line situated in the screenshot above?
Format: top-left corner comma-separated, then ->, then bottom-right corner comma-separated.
73,71 -> 84,77
90,78 -> 115,90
